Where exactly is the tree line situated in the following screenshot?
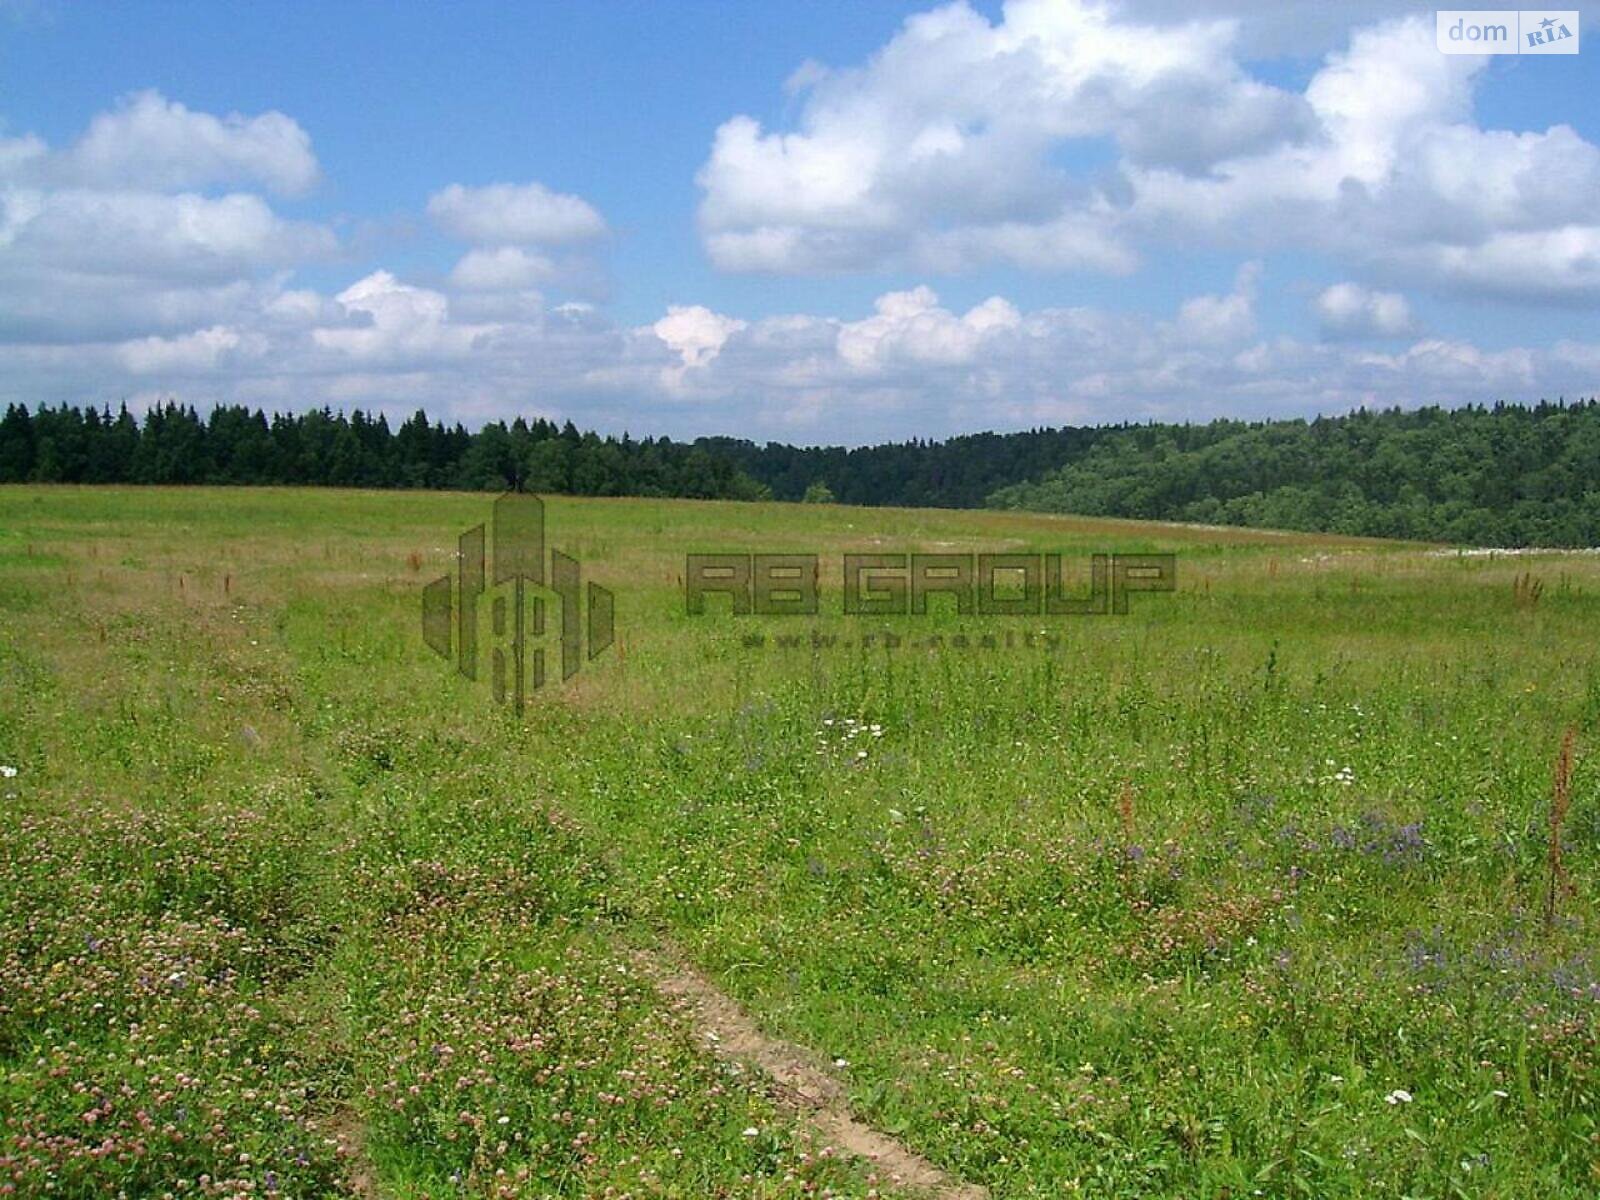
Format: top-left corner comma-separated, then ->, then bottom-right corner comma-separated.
988,400 -> 1600,547
703,426 -> 1116,508
0,402 -> 768,500
4,398 -> 1599,546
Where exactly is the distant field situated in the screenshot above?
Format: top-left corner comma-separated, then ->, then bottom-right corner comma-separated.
1,485 -> 1597,1198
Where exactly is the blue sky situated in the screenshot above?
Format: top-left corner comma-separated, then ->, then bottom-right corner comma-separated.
3,0 -> 1599,443
4,2 -> 944,318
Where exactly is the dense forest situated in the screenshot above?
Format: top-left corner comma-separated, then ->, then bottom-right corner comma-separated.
989,401 -> 1600,547
0,402 -> 767,500
4,398 -> 1599,546
701,426 -> 1117,508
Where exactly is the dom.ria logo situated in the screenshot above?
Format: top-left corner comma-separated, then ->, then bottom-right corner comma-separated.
1436,10 -> 1579,54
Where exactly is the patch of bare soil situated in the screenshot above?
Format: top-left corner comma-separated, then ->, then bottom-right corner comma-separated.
319,1109 -> 381,1200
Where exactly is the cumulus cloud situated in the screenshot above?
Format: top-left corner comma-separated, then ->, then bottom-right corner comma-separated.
9,258 -> 1600,445
312,271 -> 496,363
57,91 -> 321,196
0,92 -> 335,344
428,181 -> 607,245
3,189 -> 333,281
1111,17 -> 1600,305
653,305 -> 747,369
618,284 -> 1593,440
836,286 -> 1021,370
1175,261 -> 1259,345
1315,282 -> 1415,338
697,0 -> 1310,274
1113,0 -> 1423,58
449,245 -> 558,291
0,91 -> 319,196
117,325 -> 266,374
697,2 -> 1600,304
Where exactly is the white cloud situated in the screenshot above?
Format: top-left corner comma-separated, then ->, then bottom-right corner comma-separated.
117,325 -> 265,374
0,93 -> 335,344
1125,17 -> 1600,301
697,3 -> 1600,304
1110,1 -> 1425,58
0,132 -> 46,182
1359,338 -> 1537,389
3,188 -> 333,280
59,91 -> 320,196
697,0 -> 1308,274
1175,261 -> 1259,345
428,181 -> 607,245
653,304 -> 747,369
836,286 -> 1021,370
312,271 -> 495,363
1315,282 -> 1415,338
262,288 -> 343,327
7,259 -> 1598,445
0,187 -> 335,341
1391,226 -> 1600,303
449,245 -> 557,291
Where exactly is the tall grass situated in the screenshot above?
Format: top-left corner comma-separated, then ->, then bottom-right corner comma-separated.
1545,724 -> 1577,929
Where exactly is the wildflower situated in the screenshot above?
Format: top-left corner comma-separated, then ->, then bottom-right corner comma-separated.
1384,1089 -> 1412,1105
0,765 -> 15,778
742,1126 -> 759,1137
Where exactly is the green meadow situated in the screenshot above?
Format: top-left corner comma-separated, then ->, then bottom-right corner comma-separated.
1,485 -> 1597,1198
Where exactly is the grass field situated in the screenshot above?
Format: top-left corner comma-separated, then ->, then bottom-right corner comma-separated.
1,485 -> 1597,1198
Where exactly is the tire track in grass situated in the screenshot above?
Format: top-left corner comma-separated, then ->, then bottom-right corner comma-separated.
631,946 -> 989,1200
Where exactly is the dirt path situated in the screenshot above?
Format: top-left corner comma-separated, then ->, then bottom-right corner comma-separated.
320,1110 -> 381,1200
632,947 -> 988,1200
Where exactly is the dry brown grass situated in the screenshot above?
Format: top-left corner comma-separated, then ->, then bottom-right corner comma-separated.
1514,571 -> 1546,609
